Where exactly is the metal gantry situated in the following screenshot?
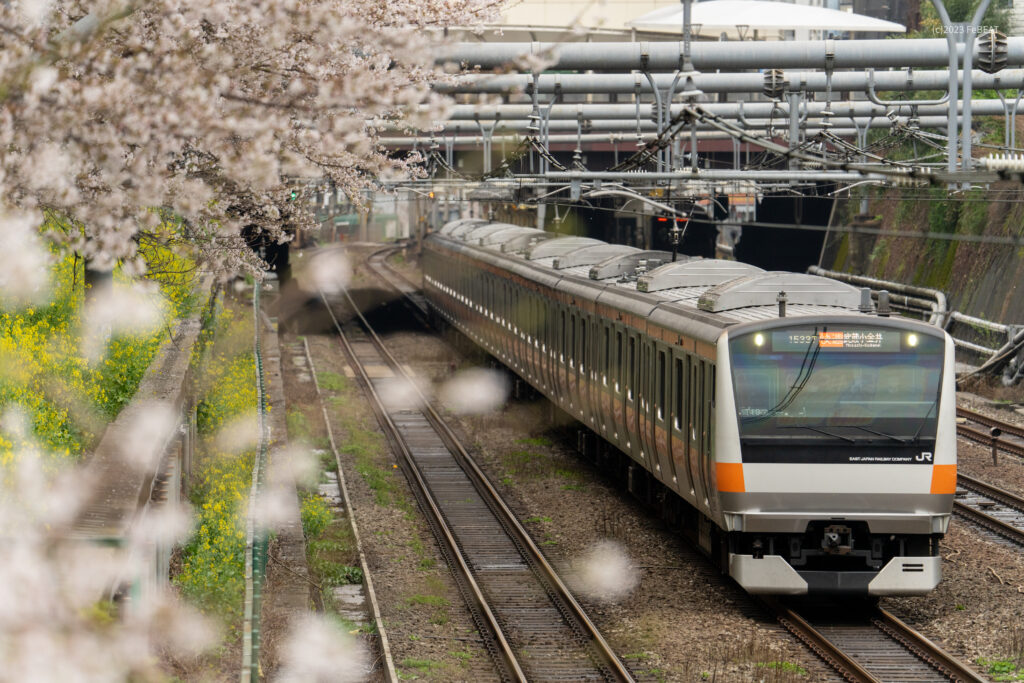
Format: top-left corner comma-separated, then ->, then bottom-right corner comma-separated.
364,0 -> 1024,258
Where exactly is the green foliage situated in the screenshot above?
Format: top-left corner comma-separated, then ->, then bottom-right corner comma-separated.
757,661 -> 808,675
0,218 -> 198,464
313,560 -> 364,587
176,451 -> 253,620
514,436 -> 552,447
300,494 -> 332,539
175,305 -> 257,625
196,350 -> 258,436
287,409 -> 309,439
978,658 -> 1024,681
915,0 -> 1011,36
401,658 -> 440,673
317,370 -> 349,392
407,594 -> 449,607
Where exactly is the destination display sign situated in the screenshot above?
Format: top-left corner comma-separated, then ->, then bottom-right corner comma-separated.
770,329 -> 903,352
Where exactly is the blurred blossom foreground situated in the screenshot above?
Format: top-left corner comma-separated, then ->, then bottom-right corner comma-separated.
439,368 -> 511,415
574,541 -> 640,602
0,0 -> 499,675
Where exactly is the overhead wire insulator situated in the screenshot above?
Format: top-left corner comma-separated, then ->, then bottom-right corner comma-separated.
980,153 -> 1024,172
762,69 -> 787,100
977,30 -> 1008,74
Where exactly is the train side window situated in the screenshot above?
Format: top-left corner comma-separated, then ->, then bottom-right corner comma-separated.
615,330 -> 623,393
580,318 -> 587,373
697,360 -> 706,454
560,310 -> 566,362
570,314 -> 576,368
674,357 -> 683,430
657,350 -> 666,420
690,361 -> 698,445
602,325 -> 610,386
627,335 -> 635,400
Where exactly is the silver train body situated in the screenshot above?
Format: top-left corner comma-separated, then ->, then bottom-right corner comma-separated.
423,219 -> 957,596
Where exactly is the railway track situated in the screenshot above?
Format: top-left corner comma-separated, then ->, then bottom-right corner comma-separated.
955,472 -> 1024,547
320,260 -> 633,682
768,599 -> 985,683
957,406 -> 1024,459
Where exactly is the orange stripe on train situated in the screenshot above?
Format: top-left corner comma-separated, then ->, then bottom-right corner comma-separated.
930,464 -> 957,494
716,462 -> 745,493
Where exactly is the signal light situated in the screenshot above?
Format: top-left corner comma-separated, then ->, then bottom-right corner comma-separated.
657,217 -> 668,222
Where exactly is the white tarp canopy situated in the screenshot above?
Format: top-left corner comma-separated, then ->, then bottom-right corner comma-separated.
627,0 -> 906,36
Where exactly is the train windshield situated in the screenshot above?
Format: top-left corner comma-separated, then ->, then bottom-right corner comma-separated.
729,325 -> 944,442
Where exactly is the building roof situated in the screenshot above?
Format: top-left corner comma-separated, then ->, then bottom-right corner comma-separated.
627,0 -> 906,37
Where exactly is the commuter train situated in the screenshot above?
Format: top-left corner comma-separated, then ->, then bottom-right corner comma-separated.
422,218 -> 956,596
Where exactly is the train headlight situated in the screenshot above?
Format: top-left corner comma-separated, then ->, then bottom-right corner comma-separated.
906,333 -> 919,348
754,333 -> 765,347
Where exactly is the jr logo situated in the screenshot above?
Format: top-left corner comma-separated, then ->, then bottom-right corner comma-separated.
915,452 -> 934,463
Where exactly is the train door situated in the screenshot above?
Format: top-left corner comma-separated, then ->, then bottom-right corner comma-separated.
672,353 -> 697,503
612,325 -> 626,451
653,345 -> 674,486
536,295 -> 544,385
499,282 -> 508,363
568,311 -> 578,414
527,293 -> 537,382
688,357 -> 707,507
484,275 -> 492,351
624,332 -> 639,460
578,313 -> 589,424
596,323 -> 611,440
637,339 -> 652,467
556,308 -> 567,407
699,361 -> 715,509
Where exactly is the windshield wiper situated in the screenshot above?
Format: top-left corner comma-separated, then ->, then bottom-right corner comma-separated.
910,399 -> 939,442
742,331 -> 821,425
847,425 -> 909,444
779,424 -> 857,443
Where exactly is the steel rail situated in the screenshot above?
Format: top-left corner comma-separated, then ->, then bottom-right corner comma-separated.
873,608 -> 987,683
362,246 -> 635,682
761,597 -> 877,683
958,406 -> 1024,440
955,473 -> 1024,547
957,423 -> 1024,458
319,291 -> 528,683
765,596 -> 985,682
953,499 -> 1024,547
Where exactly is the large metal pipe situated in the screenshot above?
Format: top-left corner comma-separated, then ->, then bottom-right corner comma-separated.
541,170 -> 878,180
442,69 -> 1024,95
440,99 -> 1010,121
383,115 -> 958,136
438,38 -> 1024,71
379,127 -> 881,147
807,266 -> 947,324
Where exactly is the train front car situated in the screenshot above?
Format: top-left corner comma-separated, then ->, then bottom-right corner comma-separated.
715,317 -> 957,596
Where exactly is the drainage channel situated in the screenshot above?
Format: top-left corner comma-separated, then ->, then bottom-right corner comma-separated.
320,286 -> 633,683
